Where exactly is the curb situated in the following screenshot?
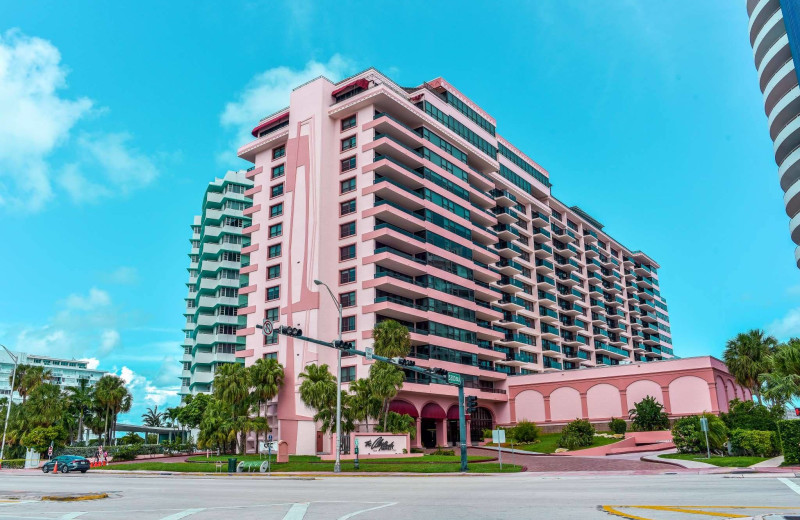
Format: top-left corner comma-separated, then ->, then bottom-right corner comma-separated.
640,455 -> 691,468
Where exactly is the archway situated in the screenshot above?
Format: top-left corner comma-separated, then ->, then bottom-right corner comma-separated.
420,403 -> 446,448
587,384 -> 622,419
470,407 -> 493,442
515,390 -> 546,423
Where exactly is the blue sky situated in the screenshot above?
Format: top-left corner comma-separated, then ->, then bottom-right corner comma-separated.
0,1 -> 797,422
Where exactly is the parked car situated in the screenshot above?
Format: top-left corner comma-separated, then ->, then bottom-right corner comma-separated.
41,455 -> 90,474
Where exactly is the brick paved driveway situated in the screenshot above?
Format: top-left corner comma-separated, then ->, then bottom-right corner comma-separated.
468,447 -> 669,472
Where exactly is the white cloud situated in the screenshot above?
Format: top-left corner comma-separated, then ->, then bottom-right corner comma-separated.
0,29 -> 93,210
99,329 -> 120,354
156,354 -> 181,386
65,287 -> 111,311
768,307 -> 800,340
116,365 -> 179,410
80,357 -> 100,370
104,266 -> 139,285
220,55 -> 354,152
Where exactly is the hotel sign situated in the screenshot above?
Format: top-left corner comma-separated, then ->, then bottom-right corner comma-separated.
355,434 -> 408,455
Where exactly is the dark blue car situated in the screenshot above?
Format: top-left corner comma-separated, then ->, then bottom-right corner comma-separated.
41,455 -> 90,473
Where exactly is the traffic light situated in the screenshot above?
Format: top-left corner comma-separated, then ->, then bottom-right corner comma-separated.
395,358 -> 415,367
432,367 -> 448,376
465,395 -> 478,414
332,340 -> 354,350
277,326 -> 303,337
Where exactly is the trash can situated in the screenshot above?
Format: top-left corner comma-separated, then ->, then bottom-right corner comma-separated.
227,458 -> 237,473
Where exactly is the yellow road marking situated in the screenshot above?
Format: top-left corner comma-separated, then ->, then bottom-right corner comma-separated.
626,505 -> 748,517
602,505 -> 654,520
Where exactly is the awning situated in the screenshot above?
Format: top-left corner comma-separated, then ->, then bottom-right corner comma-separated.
389,400 -> 419,418
251,112 -> 289,137
331,78 -> 369,98
446,406 -> 472,420
421,402 -> 446,420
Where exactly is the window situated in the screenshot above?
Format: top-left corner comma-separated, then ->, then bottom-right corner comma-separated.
340,291 -> 356,308
341,115 -> 357,131
551,209 -> 562,220
264,307 -> 279,345
218,287 -> 238,298
340,267 -> 356,284
272,145 -> 285,159
340,199 -> 356,216
271,165 -> 285,179
340,244 -> 356,261
341,135 -> 356,151
268,244 -> 282,258
342,316 -> 356,332
225,184 -> 245,194
340,366 -> 356,383
264,352 -> 278,360
216,324 -> 237,335
223,235 -> 242,244
270,203 -> 283,218
221,251 -> 240,262
269,223 -> 282,238
266,286 -> 280,301
224,217 -> 243,227
340,177 -> 356,194
220,269 -> 239,280
341,156 -> 356,172
340,221 -> 356,238
267,264 -> 281,280
270,183 -> 284,198
218,306 -> 237,316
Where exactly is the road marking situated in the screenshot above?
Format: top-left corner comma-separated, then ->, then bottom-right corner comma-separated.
159,509 -> 205,520
779,477 -> 800,496
282,503 -> 309,520
337,502 -> 397,520
602,505 -> 653,520
626,505 -> 747,517
59,513 -> 86,519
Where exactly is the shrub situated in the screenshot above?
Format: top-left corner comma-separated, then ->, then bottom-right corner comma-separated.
111,445 -> 140,461
671,413 -> 728,454
629,396 -> 670,431
119,432 -> 145,444
729,429 -> 780,457
510,421 -> 540,443
558,419 -> 595,449
432,447 -> 454,456
384,412 -> 416,439
721,399 -> 782,432
779,420 -> 800,465
608,418 -> 627,435
20,426 -> 67,453
482,429 -> 493,439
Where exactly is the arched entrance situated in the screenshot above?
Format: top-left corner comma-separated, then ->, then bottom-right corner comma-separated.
446,405 -> 460,446
420,403 -> 446,448
469,407 -> 493,442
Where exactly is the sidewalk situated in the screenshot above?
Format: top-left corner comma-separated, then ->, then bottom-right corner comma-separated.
751,456 -> 784,468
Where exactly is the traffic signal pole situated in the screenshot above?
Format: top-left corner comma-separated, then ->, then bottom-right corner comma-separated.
257,321 -> 470,472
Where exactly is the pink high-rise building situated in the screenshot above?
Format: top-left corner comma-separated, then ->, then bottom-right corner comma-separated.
235,70 -> 674,454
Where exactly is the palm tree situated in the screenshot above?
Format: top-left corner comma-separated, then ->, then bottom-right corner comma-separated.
249,358 -> 284,450
760,337 -> 800,407
372,319 -> 411,358
66,378 -> 93,444
369,361 -> 406,431
94,375 -> 132,443
723,329 -> 776,403
213,363 -> 251,453
348,377 -> 382,431
142,406 -> 164,427
12,364 -> 53,403
298,363 -> 337,414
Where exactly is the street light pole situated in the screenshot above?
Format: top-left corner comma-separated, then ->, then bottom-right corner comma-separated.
0,345 -> 18,464
314,279 -> 343,474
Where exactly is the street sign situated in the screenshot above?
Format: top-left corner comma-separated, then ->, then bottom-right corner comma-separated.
262,320 -> 273,336
491,429 -> 506,444
700,417 -> 709,432
447,372 -> 462,385
365,346 -> 374,361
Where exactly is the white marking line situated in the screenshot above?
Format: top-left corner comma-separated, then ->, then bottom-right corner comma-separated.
59,513 -> 86,520
282,503 -> 309,520
779,477 -> 800,496
338,502 -> 397,520
159,509 -> 205,520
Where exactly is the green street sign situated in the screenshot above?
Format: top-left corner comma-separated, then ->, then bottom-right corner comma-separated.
447,372 -> 462,385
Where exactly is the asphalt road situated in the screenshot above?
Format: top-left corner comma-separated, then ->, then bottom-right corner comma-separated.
0,472 -> 799,520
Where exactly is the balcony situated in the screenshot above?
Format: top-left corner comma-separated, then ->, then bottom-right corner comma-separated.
492,206 -> 518,224
543,357 -> 563,370
533,243 -> 553,258
490,188 -> 517,207
594,341 -> 630,358
531,211 -> 549,226
541,323 -> 560,339
535,258 -> 554,273
497,295 -> 526,311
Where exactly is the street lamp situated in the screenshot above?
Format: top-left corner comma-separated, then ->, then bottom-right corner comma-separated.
0,345 -> 18,464
313,279 -> 343,474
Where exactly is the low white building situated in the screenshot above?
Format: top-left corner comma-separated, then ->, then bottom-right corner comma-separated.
0,350 -> 107,403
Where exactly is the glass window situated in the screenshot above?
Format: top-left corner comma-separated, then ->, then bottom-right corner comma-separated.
341,156 -> 356,172
340,199 -> 356,216
340,221 -> 356,238
340,291 -> 356,308
341,115 -> 357,131
340,267 -> 356,284
270,183 -> 284,198
266,286 -> 280,301
270,203 -> 283,218
272,146 -> 285,159
269,223 -> 282,238
341,135 -> 356,151
340,244 -> 356,261
340,366 -> 356,383
264,352 -> 278,359
342,316 -> 356,332
271,165 -> 285,179
268,244 -> 282,258
340,177 -> 356,194
267,264 -> 281,280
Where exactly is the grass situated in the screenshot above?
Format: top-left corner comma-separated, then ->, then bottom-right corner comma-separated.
185,454 -> 489,464
486,433 -> 621,454
659,453 -> 770,467
99,457 -> 521,474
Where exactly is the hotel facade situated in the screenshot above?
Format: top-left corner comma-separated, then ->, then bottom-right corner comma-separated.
232,69 -> 713,454
747,0 -> 800,266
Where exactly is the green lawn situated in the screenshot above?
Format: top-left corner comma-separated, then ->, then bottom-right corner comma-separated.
659,453 -> 770,467
185,454 -> 489,464
486,433 -> 621,454
99,457 -> 520,474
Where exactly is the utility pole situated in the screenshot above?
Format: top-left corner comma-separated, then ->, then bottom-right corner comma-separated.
0,345 -> 18,465
313,280 -> 343,474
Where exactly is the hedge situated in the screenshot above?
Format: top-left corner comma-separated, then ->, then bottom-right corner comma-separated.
53,443 -> 195,459
558,419 -> 595,450
779,420 -> 800,465
729,429 -> 780,457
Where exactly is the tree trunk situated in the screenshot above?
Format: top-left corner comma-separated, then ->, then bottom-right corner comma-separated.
382,400 -> 390,432
78,412 -> 84,445
103,409 -> 109,444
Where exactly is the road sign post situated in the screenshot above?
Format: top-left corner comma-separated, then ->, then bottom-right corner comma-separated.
492,429 -> 506,470
700,417 -> 710,459
458,383 -> 468,472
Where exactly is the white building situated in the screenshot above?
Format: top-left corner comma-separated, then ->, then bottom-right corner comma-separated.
0,350 -> 107,403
